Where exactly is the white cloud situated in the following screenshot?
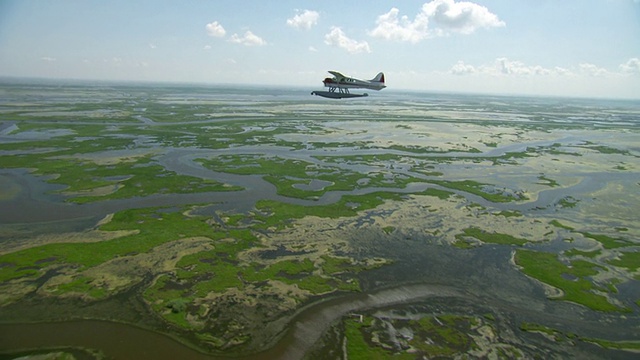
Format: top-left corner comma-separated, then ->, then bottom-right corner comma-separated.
578,63 -> 609,77
450,58 -> 567,76
287,10 -> 319,30
324,27 -> 371,54
449,58 -> 640,80
229,30 -> 267,46
496,57 -> 550,76
308,46 -> 318,52
553,66 -> 572,76
450,60 -> 476,75
423,0 -> 505,34
369,7 -> 429,43
619,58 -> 640,74
206,21 -> 226,38
369,0 -> 504,43
41,56 -> 56,62
203,45 -> 212,51
148,43 -> 157,49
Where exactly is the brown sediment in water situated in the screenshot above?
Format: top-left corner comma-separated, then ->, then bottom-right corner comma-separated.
0,284 -> 464,360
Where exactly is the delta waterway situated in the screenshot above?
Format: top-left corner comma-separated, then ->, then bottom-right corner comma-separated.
1,83 -> 639,359
3,143 -> 637,225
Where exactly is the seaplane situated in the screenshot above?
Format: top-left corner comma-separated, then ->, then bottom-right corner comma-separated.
311,71 -> 386,99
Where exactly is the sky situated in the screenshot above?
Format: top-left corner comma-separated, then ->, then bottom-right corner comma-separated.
0,0 -> 639,98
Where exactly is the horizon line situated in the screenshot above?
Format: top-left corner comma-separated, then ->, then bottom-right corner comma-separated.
1,75 -> 639,102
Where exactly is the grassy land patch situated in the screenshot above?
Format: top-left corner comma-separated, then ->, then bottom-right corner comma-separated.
455,227 -> 529,247
408,315 -> 479,356
53,276 -> 109,299
581,232 -> 635,249
521,321 -> 640,351
606,251 -> 640,272
418,187 -> 454,200
198,155 -> 419,200
146,250 -> 366,329
382,226 -> 395,235
580,142 -> 631,155
514,249 -> 627,312
537,175 -> 559,187
344,318 -> 395,360
550,220 -> 574,231
583,338 -> 640,351
0,136 -> 241,204
426,179 -> 525,202
558,196 -> 579,208
344,313 -> 486,359
520,322 -> 567,341
255,192 -> 404,229
564,249 -> 601,259
0,206 -> 218,282
494,210 -> 522,218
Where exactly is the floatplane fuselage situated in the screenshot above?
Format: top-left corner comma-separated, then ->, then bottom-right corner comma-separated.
311,71 -> 386,99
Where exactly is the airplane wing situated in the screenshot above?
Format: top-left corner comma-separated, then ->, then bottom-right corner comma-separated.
328,70 -> 347,80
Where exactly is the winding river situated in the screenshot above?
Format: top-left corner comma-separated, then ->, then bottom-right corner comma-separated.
0,284 -> 464,360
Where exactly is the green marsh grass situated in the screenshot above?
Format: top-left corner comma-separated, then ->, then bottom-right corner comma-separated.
455,227 -> 529,247
426,179 -> 524,202
521,321 -> 640,351
514,249 -> 627,312
581,232 -> 634,249
255,192 -> 404,229
0,206 -> 218,282
606,252 -> 640,272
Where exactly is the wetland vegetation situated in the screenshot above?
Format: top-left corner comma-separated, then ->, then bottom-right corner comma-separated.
0,81 -> 639,359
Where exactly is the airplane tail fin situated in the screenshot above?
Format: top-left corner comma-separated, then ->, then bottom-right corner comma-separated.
370,72 -> 385,83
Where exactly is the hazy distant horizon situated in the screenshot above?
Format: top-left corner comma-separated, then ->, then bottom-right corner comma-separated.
2,75 -> 640,102
1,1 -> 638,99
